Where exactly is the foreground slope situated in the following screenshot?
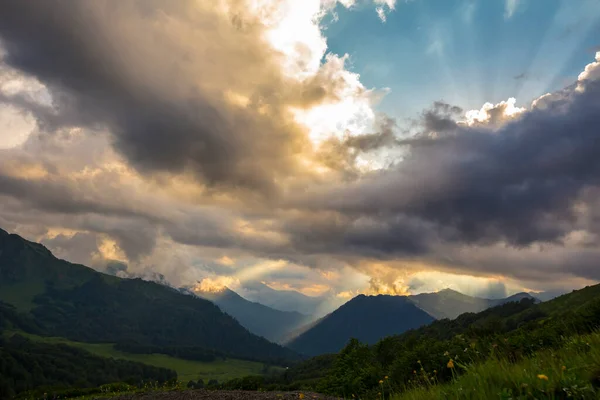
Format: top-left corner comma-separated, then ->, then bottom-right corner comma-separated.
287,294 -> 435,356
193,288 -> 311,343
0,228 -> 298,364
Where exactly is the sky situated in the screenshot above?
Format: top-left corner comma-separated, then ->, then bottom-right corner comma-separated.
0,0 -> 599,307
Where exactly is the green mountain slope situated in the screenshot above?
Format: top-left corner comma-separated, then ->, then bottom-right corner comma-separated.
0,228 -> 299,364
193,287 -> 312,343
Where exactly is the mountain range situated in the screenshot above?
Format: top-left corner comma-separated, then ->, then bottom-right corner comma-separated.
237,280 -> 331,316
408,288 -> 538,319
285,290 -> 537,356
0,228 -> 298,364
0,226 -> 541,360
1,226 -> 593,399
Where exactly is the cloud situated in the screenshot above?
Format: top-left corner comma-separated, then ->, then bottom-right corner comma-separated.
0,1 -> 393,198
462,97 -> 526,127
504,0 -> 520,19
374,0 -> 396,22
1,1 -> 600,300
289,58 -> 600,280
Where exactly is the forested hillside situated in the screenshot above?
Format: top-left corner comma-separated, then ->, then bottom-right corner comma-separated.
0,333 -> 176,399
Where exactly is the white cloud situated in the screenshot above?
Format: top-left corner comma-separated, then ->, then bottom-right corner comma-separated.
504,0 -> 519,19
462,97 -> 526,126
578,51 -> 600,84
374,0 -> 396,22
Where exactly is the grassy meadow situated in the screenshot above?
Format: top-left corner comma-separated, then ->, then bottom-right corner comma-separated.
393,331 -> 600,399
4,331 -> 277,382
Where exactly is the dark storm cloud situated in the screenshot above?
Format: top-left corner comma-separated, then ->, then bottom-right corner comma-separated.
418,101 -> 463,133
281,212 -> 438,258
294,79 -> 600,251
0,173 -> 147,218
0,0 -> 319,195
343,117 -> 398,152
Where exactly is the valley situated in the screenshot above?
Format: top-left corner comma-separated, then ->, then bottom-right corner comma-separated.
2,330 -> 277,382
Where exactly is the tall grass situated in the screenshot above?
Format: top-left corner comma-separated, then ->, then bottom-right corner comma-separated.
394,332 -> 600,400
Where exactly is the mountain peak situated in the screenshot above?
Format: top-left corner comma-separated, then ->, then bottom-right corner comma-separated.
288,293 -> 434,356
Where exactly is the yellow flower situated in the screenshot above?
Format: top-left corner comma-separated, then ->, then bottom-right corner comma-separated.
299,394 -> 305,399
379,380 -> 384,384
447,359 -> 455,369
562,366 -> 567,371
385,376 -> 389,379
537,374 -> 548,381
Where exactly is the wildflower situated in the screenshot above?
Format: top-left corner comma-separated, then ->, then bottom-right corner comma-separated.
447,359 -> 455,369
413,370 -> 417,374
385,376 -> 389,379
562,366 -> 567,371
379,380 -> 384,384
537,374 -> 548,381
433,370 -> 437,374
299,393 -> 305,399
444,351 -> 450,356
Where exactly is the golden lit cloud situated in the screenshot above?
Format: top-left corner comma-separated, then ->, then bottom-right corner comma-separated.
462,97 -> 526,127
95,236 -> 128,263
217,255 -> 236,266
193,276 -> 239,293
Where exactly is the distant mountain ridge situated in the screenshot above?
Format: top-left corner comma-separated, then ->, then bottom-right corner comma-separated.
239,281 -> 327,316
189,287 -> 312,343
409,288 -> 538,320
0,228 -> 299,364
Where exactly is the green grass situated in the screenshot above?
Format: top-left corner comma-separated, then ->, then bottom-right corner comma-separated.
393,332 -> 600,400
0,281 -> 45,311
6,331 -> 279,382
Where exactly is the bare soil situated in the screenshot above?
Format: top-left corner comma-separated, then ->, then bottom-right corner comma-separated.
108,389 -> 341,400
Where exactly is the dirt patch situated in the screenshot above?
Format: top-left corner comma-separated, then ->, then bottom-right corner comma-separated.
108,389 -> 341,400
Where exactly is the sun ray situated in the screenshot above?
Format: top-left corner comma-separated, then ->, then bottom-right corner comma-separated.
515,0 -> 600,102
